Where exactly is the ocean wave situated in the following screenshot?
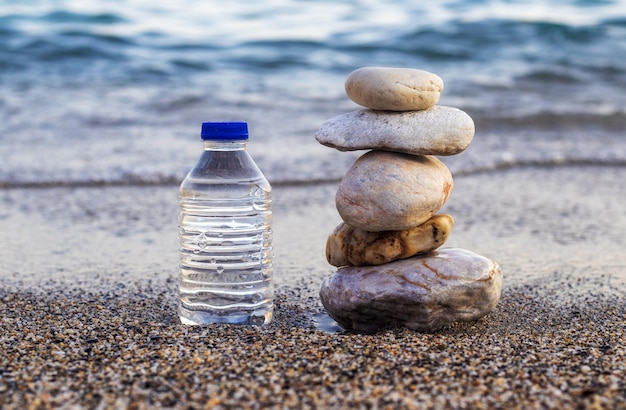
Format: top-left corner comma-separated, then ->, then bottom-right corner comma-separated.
41,10 -> 126,25
516,69 -> 582,84
2,157 -> 624,190
474,110 -> 626,131
452,157 -> 626,177
602,16 -> 626,27
1,3 -> 623,76
20,38 -> 125,62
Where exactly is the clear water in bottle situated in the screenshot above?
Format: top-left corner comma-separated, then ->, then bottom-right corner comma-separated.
178,122 -> 273,325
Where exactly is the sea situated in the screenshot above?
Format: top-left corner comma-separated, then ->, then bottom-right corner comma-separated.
1,0 -> 625,187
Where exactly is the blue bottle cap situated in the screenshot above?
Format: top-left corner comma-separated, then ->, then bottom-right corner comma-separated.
201,121 -> 249,140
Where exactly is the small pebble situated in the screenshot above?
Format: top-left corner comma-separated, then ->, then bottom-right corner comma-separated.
345,67 -> 443,111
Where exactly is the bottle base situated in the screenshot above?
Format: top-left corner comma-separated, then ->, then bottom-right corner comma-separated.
178,306 -> 273,326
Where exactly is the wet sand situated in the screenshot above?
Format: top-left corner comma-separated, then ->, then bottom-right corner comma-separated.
0,165 -> 625,409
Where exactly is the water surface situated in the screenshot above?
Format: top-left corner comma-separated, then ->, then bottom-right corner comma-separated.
0,0 -> 625,186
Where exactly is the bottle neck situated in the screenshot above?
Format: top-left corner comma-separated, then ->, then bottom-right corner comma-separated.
203,140 -> 247,151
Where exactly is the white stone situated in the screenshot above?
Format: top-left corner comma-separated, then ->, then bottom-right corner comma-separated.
336,151 -> 453,232
314,106 -> 475,156
345,67 -> 443,111
319,248 -> 503,333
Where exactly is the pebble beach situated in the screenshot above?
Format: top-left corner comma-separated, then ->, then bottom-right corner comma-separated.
1,165 -> 625,409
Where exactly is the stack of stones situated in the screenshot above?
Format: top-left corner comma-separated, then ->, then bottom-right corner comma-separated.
315,67 -> 503,333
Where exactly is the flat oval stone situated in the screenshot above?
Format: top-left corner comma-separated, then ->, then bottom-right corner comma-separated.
319,248 -> 503,333
345,67 -> 443,111
326,214 -> 454,267
336,151 -> 453,232
314,106 -> 475,156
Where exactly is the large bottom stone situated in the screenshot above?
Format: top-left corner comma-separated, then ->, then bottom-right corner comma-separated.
319,248 -> 503,333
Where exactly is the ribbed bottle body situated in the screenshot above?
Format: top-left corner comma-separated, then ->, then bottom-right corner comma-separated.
178,146 -> 273,325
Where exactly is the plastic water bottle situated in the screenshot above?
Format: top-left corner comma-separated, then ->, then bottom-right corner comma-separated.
178,121 -> 273,325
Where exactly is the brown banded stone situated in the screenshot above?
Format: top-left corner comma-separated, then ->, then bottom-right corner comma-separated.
326,214 -> 454,267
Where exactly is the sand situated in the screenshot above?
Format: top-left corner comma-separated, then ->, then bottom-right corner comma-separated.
0,165 -> 625,409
